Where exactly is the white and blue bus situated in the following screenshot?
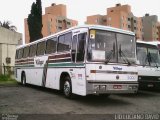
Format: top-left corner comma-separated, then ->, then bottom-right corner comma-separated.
147,41 -> 160,55
15,25 -> 138,98
136,40 -> 160,89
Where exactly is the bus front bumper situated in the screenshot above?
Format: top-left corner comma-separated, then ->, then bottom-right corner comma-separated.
87,81 -> 138,94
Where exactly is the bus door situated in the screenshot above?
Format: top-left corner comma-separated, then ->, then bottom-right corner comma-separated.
71,29 -> 88,95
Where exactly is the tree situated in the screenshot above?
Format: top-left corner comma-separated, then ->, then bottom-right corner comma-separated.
0,21 -> 17,31
27,0 -> 43,42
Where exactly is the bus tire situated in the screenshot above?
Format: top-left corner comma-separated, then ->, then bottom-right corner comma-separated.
21,72 -> 26,86
63,76 -> 73,99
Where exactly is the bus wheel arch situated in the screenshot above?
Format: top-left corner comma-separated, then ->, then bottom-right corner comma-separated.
21,71 -> 26,86
60,72 -> 73,98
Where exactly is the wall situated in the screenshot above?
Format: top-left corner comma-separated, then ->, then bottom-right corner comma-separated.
0,27 -> 22,74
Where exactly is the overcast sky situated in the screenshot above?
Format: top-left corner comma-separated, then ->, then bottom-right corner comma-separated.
0,0 -> 159,41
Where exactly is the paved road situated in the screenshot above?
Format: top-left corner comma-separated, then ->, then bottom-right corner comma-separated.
0,85 -> 160,114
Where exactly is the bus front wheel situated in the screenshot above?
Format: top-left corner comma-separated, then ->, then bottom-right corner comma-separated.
63,77 -> 73,98
21,72 -> 26,86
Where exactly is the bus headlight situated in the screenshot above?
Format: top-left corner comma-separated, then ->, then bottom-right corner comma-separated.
100,85 -> 106,91
94,85 -> 99,90
128,85 -> 138,90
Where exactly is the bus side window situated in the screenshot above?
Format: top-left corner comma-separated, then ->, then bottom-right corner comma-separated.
58,32 -> 72,52
77,33 -> 87,62
18,48 -> 24,59
37,41 -> 46,56
72,35 -> 77,62
23,46 -> 29,58
46,37 -> 57,54
29,44 -> 37,57
15,50 -> 19,59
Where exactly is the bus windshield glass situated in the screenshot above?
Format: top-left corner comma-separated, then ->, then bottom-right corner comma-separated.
87,29 -> 136,64
137,44 -> 160,67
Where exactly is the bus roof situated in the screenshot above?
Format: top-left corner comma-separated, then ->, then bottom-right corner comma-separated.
17,25 -> 135,49
137,40 -> 160,45
136,40 -> 160,48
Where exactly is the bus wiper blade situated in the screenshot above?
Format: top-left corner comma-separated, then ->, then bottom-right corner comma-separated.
119,45 -> 131,66
105,50 -> 113,64
148,52 -> 158,68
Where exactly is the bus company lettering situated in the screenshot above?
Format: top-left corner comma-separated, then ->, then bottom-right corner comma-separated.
36,59 -> 44,66
113,67 -> 122,70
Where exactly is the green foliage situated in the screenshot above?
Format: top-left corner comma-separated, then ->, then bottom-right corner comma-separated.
0,74 -> 10,81
0,74 -> 15,82
27,0 -> 43,42
0,75 -> 17,85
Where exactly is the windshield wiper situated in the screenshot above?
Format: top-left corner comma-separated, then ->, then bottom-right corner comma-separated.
105,43 -> 115,64
148,52 -> 158,68
105,50 -> 114,64
119,44 -> 131,66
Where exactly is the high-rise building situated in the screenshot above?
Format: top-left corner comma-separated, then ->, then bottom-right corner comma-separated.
142,14 -> 159,41
86,14 -> 107,26
25,3 -> 78,43
86,4 -> 143,40
157,23 -> 160,41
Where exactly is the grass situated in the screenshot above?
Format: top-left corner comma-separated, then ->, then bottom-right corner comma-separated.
0,74 -> 18,86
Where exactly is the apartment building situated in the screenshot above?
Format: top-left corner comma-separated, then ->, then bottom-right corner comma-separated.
86,14 -> 107,26
86,4 -> 143,40
25,3 -> 78,43
157,23 -> 160,41
142,14 -> 159,41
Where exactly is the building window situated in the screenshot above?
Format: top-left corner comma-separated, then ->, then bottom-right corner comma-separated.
95,19 -> 99,23
67,22 -> 71,25
134,27 -> 137,30
58,27 -> 62,30
108,17 -> 111,21
128,18 -> 130,21
51,19 -> 52,22
58,20 -> 62,23
128,25 -> 131,28
134,20 -> 136,23
122,23 -> 125,27
103,19 -> 107,22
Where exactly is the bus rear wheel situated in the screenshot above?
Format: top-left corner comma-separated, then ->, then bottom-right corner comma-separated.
63,77 -> 73,98
21,73 -> 26,86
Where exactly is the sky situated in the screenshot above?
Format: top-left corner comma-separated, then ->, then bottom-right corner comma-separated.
0,0 -> 160,42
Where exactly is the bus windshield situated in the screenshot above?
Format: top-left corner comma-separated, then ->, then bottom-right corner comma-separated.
137,45 -> 160,67
87,29 -> 136,64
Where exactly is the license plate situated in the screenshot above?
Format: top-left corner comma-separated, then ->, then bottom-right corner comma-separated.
113,85 -> 122,89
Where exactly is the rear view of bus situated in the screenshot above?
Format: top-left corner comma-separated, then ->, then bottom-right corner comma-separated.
136,41 -> 160,89
86,26 -> 138,95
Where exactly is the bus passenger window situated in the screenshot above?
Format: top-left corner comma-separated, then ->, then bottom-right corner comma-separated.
23,46 -> 29,58
18,48 -> 24,59
58,32 -> 72,52
46,37 -> 57,54
72,35 -> 77,62
37,41 -> 46,56
15,50 -> 18,59
29,44 -> 37,57
77,33 -> 86,62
